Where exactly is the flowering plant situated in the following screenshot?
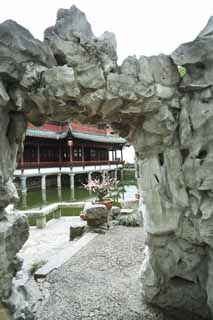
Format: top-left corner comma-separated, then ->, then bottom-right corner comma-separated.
83,176 -> 118,201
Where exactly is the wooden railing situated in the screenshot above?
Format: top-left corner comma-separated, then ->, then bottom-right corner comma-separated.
17,160 -> 123,170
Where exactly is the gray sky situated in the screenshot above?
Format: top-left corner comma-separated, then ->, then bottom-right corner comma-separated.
0,0 -> 213,63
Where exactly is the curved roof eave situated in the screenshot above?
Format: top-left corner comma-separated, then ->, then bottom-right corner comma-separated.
71,130 -> 126,144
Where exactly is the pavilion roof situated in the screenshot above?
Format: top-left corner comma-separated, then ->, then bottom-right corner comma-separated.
26,122 -> 126,144
26,122 -> 69,139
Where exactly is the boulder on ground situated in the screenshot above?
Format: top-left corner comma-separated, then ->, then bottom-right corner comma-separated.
84,204 -> 108,226
111,206 -> 121,219
121,199 -> 139,210
69,225 -> 85,241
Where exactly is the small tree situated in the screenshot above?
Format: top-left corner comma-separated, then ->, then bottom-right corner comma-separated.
83,176 -> 118,201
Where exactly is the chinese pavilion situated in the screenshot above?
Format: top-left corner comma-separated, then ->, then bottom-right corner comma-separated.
15,121 -> 126,193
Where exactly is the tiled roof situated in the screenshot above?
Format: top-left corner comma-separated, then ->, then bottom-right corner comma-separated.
71,122 -> 106,135
70,121 -> 126,144
70,130 -> 126,144
27,122 -> 69,139
26,121 -> 126,144
26,128 -> 67,139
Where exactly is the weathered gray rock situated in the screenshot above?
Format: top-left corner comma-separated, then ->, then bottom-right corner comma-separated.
0,212 -> 28,300
0,80 -> 9,106
41,65 -> 80,99
84,204 -> 108,227
0,20 -> 55,79
95,31 -> 118,74
1,5 -> 213,319
107,73 -> 154,101
111,206 -> 121,219
77,64 -> 105,89
69,225 -> 85,240
138,56 -> 154,84
6,276 -> 42,320
53,5 -> 94,41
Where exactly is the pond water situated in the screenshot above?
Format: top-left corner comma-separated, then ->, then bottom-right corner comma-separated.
17,181 -> 138,224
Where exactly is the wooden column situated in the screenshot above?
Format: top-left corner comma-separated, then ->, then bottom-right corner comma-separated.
112,150 -> 115,161
37,143 -> 40,164
69,145 -> 73,163
59,143 -> 62,162
82,146 -> 84,161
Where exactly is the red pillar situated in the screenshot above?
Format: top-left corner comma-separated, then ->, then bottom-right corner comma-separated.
69,146 -> 73,163
68,140 -> 73,163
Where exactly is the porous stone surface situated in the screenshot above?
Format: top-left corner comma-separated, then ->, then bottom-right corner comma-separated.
83,204 -> 108,226
36,226 -> 165,320
111,206 -> 121,219
69,225 -> 85,240
0,212 -> 29,313
1,4 -> 213,319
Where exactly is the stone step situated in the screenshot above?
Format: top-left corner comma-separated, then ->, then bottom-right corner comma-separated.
120,209 -> 134,215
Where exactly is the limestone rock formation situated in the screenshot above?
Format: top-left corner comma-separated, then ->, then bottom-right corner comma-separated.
81,204 -> 108,227
0,213 -> 28,309
1,5 -> 213,319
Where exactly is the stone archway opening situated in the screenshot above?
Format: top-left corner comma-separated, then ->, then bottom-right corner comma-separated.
1,5 -> 213,320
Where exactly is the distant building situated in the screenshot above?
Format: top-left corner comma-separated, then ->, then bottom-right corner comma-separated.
14,121 -> 126,193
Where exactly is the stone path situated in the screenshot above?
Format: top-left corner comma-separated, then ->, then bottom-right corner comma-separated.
36,226 -> 165,320
18,217 -> 86,278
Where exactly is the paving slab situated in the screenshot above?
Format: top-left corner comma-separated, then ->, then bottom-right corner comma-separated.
34,232 -> 98,279
17,216 -> 88,282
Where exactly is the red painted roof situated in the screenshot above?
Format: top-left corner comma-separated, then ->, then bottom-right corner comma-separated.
71,121 -> 107,135
27,121 -> 126,144
28,121 -> 111,135
28,122 -> 69,133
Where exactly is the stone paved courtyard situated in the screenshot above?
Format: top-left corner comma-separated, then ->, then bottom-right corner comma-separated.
18,216 -> 87,277
36,226 -> 165,320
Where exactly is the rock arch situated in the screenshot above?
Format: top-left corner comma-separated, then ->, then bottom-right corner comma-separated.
1,5 -> 213,319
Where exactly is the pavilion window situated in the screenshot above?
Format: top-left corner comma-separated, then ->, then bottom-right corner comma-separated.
78,148 -> 82,159
62,146 -> 68,161
90,148 -> 97,160
99,149 -> 108,161
73,147 -> 82,161
24,145 -> 37,162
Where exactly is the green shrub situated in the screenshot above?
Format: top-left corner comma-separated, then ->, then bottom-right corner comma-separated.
115,213 -> 139,227
30,260 -> 47,275
178,66 -> 186,78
